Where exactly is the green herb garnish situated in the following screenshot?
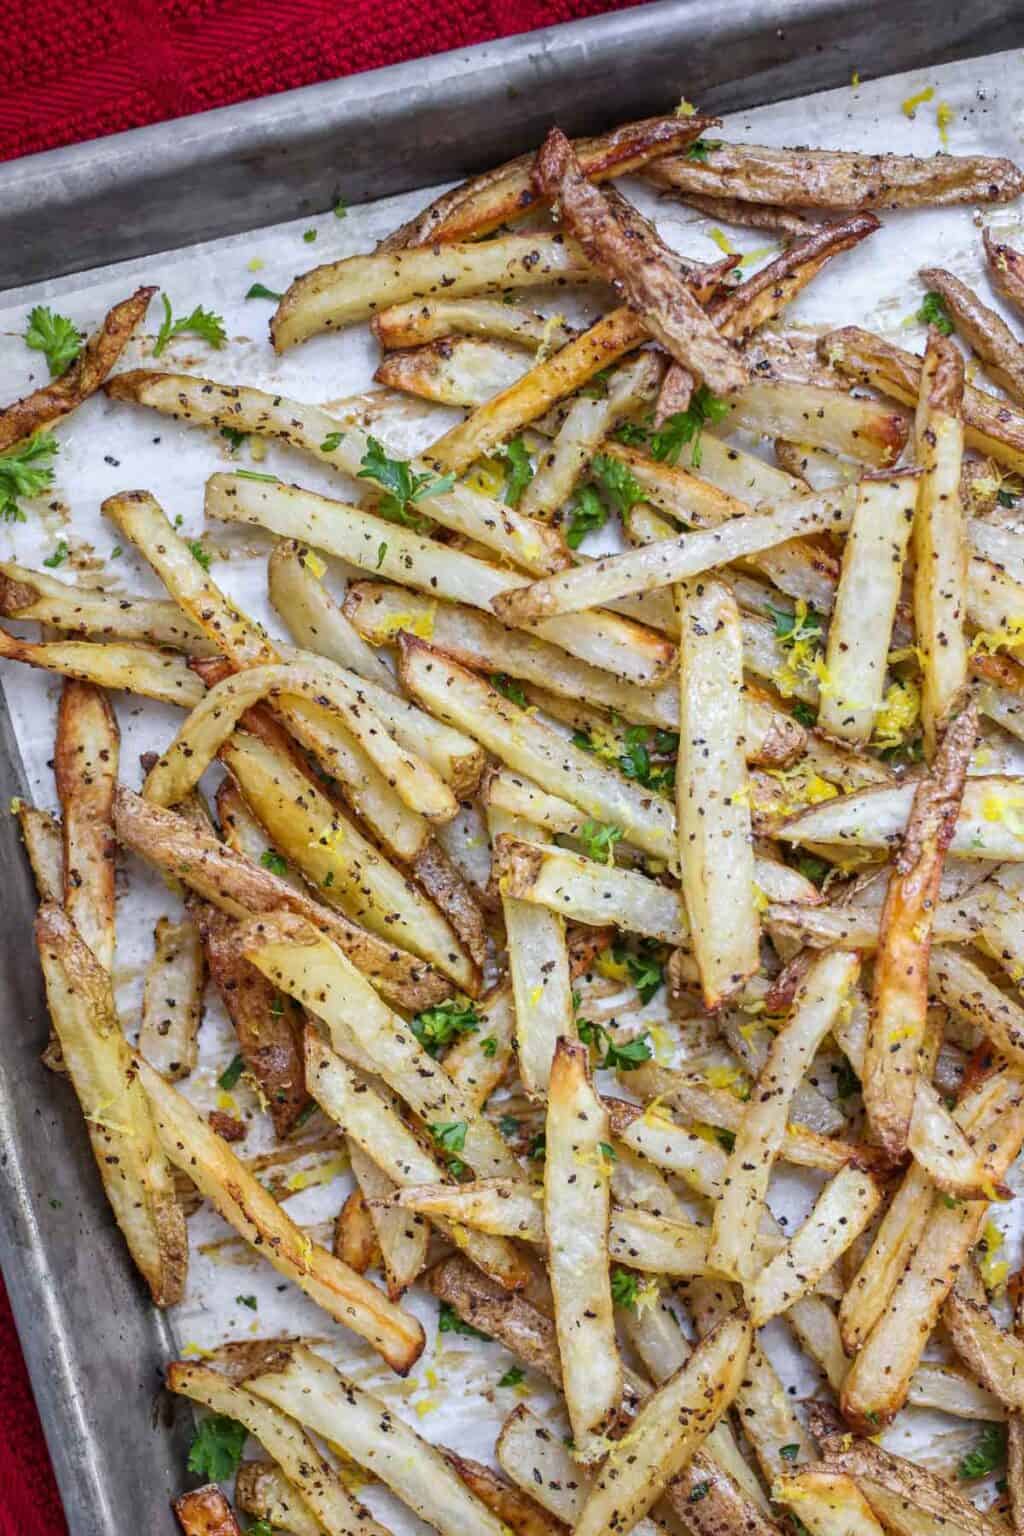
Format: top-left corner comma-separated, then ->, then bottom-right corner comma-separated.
43,540 -> 69,569
25,306 -> 82,377
260,849 -> 288,876
958,1424 -> 1005,1481
187,1414 -> 247,1480
218,1054 -> 245,1091
649,386 -> 730,469
490,672 -> 528,707
577,820 -> 624,864
245,282 -> 283,301
501,437 -> 534,507
498,1366 -> 525,1387
917,290 -> 954,336
438,1301 -> 489,1339
153,295 -> 226,356
0,432 -> 58,522
411,999 -> 480,1058
357,437 -> 454,529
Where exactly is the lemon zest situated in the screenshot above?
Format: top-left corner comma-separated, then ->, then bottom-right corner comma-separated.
872,678 -> 920,751
851,70 -> 860,87
181,1341 -> 215,1359
704,1064 -> 750,1100
709,227 -> 735,255
528,984 -> 544,1007
982,792 -> 1024,840
648,1023 -> 675,1065
375,606 -> 435,641
536,313 -> 567,364
970,618 -> 1024,657
675,97 -> 697,117
247,257 -> 265,272
979,1219 -> 1008,1292
465,457 -> 506,498
936,101 -> 954,147
301,550 -> 326,580
415,1399 -> 438,1417
901,85 -> 934,117
285,1154 -> 350,1193
596,950 -> 631,983
634,1277 -> 661,1315
217,1091 -> 239,1114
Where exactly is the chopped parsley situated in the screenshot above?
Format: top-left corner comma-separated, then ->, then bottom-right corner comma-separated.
42,540 -> 69,569
917,290 -> 954,336
610,1267 -> 640,1308
25,306 -> 82,377
245,282 -> 283,301
578,1017 -> 654,1071
152,295 -> 226,357
997,488 -> 1018,508
715,1127 -> 736,1152
218,1054 -> 245,1091
527,1131 -> 547,1162
376,541 -> 387,569
501,437 -> 534,507
649,386 -> 730,470
498,1114 -> 520,1139
480,1036 -> 498,1058
320,432 -> 343,453
573,722 -> 677,795
334,199 -> 348,219
599,1141 -> 617,1163
498,1366 -> 525,1388
796,854 -> 830,887
188,541 -> 212,571
357,437 -> 454,528
259,849 -> 288,876
779,1444 -> 801,1462
565,485 -> 607,549
0,432 -> 58,522
833,1058 -> 861,1099
768,600 -> 823,646
958,1424 -> 1005,1481
411,999 -> 480,1058
236,1294 -> 258,1310
689,1482 -> 711,1503
490,672 -> 528,708
429,1119 -> 468,1176
248,1522 -> 274,1536
685,139 -> 722,163
303,228 -> 318,243
623,940 -> 665,1003
187,1414 -> 247,1480
233,468 -> 278,483
590,453 -> 645,518
219,426 -> 249,452
791,700 -> 817,727
577,820 -> 624,864
438,1301 -> 489,1339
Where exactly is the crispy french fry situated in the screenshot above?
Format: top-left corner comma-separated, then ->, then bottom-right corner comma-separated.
493,833 -> 686,942
271,232 -> 595,350
372,296 -> 577,351
114,787 -> 451,1012
0,286 -> 154,450
708,948 -> 861,1282
676,575 -> 759,1007
235,1461 -> 323,1536
173,1485 -> 244,1536
334,1184 -> 380,1272
985,226 -> 1024,318
775,1471 -> 888,1536
725,380 -> 908,466
138,915 -> 204,1080
545,1037 -> 620,1447
54,679 -> 118,973
779,775 -> 1024,860
142,1059 -> 423,1370
644,142 -> 1024,210
393,1178 -> 544,1242
943,1273 -> 1024,1411
930,945 -> 1024,1066
443,983 -> 516,1112
206,473 -> 675,688
818,471 -> 918,741
0,625 -> 205,706
0,558 -> 216,652
347,1139 -> 428,1297
746,1165 -> 881,1325
168,1359 -> 383,1536
495,1405 -> 663,1534
443,1452 -> 567,1536
376,336 -> 533,404
908,1362 -> 1004,1421
17,803 -> 63,904
34,903 -> 186,1306
923,265 -> 1024,407
244,1341 -> 510,1536
426,1255 -> 562,1384
816,1429 -> 1010,1536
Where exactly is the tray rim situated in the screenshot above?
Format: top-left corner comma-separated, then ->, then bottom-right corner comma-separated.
1,4 -> 1023,1530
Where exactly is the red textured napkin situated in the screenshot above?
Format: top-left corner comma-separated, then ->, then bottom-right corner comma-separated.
0,5 -> 643,1528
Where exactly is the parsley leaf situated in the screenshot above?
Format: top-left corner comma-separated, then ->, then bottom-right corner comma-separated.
590,453 -> 645,518
429,1119 -> 468,1175
43,540 -> 69,569
260,849 -> 288,876
685,138 -> 722,162
481,1036 -> 497,1057
245,282 -> 283,301
997,488 -> 1017,508
489,672 -> 528,708
780,1444 -> 801,1462
796,855 -> 830,887
768,601 -> 823,646
501,437 -> 534,507
219,426 -> 248,452
321,432 -> 343,453
498,1114 -> 520,1139
791,700 -> 817,727
357,437 -> 454,528
248,1523 -> 275,1536
188,541 -> 212,571
577,820 -> 624,864
233,468 -> 278,482
715,1127 -> 736,1152
527,1131 -> 546,1162
0,432 -> 59,523
689,1482 -> 711,1503
236,1294 -> 258,1310
578,1017 -> 654,1071
334,199 -> 348,219
218,1054 -> 244,1091
25,306 -> 82,377
610,1266 -> 639,1308
438,1300 -> 489,1339
599,1141 -> 617,1162
918,290 -> 954,336
833,1058 -> 861,1099
187,1414 -> 247,1480
565,485 -> 607,549
498,1366 -> 525,1387
958,1424 -> 1005,1481
649,386 -> 730,469
303,228 -> 318,243
625,941 -> 665,1004
152,294 -> 227,357
411,999 -> 480,1058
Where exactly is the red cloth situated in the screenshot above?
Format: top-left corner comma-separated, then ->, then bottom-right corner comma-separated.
0,6 -> 644,1528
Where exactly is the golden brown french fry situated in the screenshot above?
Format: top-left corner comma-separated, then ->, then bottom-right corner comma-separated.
923,266 -> 1024,406
334,1183 -> 380,1272
572,1308 -> 751,1536
668,190 -> 818,235
708,948 -> 861,1282
644,141 -> 1024,210
346,1139 -> 428,1298
535,127 -> 747,394
114,787 -> 450,1011
985,226 -> 1024,318
495,1405 -> 663,1534
943,1272 -> 1024,1411
426,1255 -> 562,1385
724,381 -> 908,466
862,703 -> 976,1162
0,286 -> 154,450
244,1342 -> 510,1536
381,114 -> 716,247
676,575 -> 758,1007
816,1428 -> 1010,1536
375,336 -> 533,404
818,471 -> 919,742
492,833 -> 686,942
774,1471 -> 888,1536
34,903 -> 186,1306
443,1452 -> 567,1536
138,915 -> 204,1080
545,1037 -> 620,1448
172,1486 -> 244,1536
0,625 -> 205,706
372,295 -> 577,351
234,1461 -> 323,1536
17,803 -> 63,904
929,946 -> 1024,1067
141,1059 -> 423,1370
54,679 -> 118,973
0,559 -> 216,652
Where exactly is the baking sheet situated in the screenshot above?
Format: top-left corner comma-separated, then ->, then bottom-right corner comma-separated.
2,45 -> 1024,1523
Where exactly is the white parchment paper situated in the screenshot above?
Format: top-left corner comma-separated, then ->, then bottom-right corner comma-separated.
2,45 -> 1024,1522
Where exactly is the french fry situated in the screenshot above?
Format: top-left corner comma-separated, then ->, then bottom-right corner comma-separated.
644,142 -> 1024,210
334,1184 -> 380,1272
270,232 -> 595,350
426,1255 -> 562,1384
668,189 -> 819,235
0,625 -> 205,706
822,325 -> 1024,475
206,473 -> 676,687
862,703 -> 976,1161
0,286 -> 154,450
347,1139 -> 428,1297
168,1358 -> 384,1536
376,336 -> 533,405
304,1030 -> 531,1290
393,1177 -> 544,1242
239,910 -> 520,1181
244,1341 -> 510,1536
676,575 -> 759,1007
908,1362 -> 1004,1421
372,296 -> 577,351
535,128 -> 747,394
608,1207 -> 749,1276
443,983 -> 516,1112
491,486 -> 856,623
779,775 -> 1024,860
54,679 -> 118,973
943,1271 -> 1024,1411
775,1471 -> 889,1536
984,227 -> 1024,318
572,1307 -> 751,1536
815,1429 -> 1010,1536
818,471 -> 919,741
235,1461 -> 323,1536
929,945 -> 1024,1066
0,559 -> 215,652
544,1037 -> 620,1447
17,803 -> 63,904
34,903 -> 186,1306
114,787 -> 451,1012
400,640 -> 677,864
923,265 -> 1024,407
725,381 -> 908,466
172,1485 -> 243,1536
708,948 -> 861,1282
138,915 -> 204,1080
381,114 -> 716,247
141,1059 -> 424,1370
604,1098 -> 727,1200
493,833 -> 686,942
443,1452 -> 567,1536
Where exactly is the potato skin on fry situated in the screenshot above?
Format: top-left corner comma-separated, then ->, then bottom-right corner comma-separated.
173,1486 -> 243,1536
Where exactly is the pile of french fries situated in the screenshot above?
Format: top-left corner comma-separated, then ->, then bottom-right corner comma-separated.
7,99 -> 1024,1536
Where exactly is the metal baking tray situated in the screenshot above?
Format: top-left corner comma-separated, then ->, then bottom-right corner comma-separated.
0,2 -> 1020,1529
